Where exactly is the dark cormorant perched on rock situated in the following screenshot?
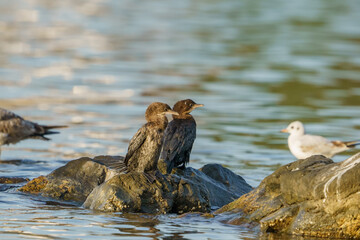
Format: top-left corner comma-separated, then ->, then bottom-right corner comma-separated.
124,102 -> 178,173
0,108 -> 67,157
160,99 -> 203,174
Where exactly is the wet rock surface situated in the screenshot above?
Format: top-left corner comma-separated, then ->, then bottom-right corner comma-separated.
216,153 -> 360,239
19,156 -> 120,202
19,155 -> 252,214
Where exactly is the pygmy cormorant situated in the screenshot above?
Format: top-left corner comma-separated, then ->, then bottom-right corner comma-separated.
124,102 -> 178,173
160,99 -> 203,174
0,107 -> 67,157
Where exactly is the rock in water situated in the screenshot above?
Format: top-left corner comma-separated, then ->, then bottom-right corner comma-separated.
84,161 -> 252,213
19,156 -> 121,202
216,153 -> 360,239
84,172 -> 176,213
19,155 -> 252,214
200,163 -> 251,207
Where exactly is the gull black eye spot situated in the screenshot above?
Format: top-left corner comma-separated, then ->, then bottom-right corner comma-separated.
297,127 -> 299,130
291,126 -> 294,129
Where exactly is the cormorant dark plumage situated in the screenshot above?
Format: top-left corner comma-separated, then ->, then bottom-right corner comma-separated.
160,99 -> 203,174
0,107 -> 67,156
124,102 -> 178,173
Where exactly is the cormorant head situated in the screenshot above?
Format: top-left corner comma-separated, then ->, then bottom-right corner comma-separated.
145,102 -> 178,122
173,99 -> 204,115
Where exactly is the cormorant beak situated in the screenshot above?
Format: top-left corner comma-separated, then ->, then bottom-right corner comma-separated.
280,128 -> 288,133
163,110 -> 179,116
193,103 -> 204,109
185,103 -> 204,114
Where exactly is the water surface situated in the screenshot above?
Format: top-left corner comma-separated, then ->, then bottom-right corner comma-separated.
1,0 -> 360,239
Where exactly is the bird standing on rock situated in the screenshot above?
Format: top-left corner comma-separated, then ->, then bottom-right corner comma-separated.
124,102 -> 178,174
0,108 -> 67,157
281,121 -> 360,159
160,99 -> 204,174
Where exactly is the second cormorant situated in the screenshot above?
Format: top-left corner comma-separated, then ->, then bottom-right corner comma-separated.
160,99 -> 203,174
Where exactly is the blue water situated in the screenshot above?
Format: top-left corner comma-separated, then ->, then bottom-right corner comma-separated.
1,0 -> 360,239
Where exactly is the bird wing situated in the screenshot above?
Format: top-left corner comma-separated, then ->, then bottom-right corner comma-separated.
0,108 -> 65,145
124,124 -> 148,165
93,155 -> 127,172
161,120 -> 196,163
299,134 -> 333,155
0,109 -> 38,144
0,108 -> 24,121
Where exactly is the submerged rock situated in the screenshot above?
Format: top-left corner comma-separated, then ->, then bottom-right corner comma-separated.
0,176 -> 29,191
0,176 -> 29,184
19,155 -> 252,214
216,153 -> 360,239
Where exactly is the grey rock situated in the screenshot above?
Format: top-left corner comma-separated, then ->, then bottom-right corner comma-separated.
84,163 -> 252,213
200,163 -> 252,207
20,155 -> 251,214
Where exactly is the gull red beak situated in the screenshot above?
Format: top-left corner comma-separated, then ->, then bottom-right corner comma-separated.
280,128 -> 288,133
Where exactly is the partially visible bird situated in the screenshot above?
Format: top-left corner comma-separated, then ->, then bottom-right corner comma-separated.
124,102 -> 178,174
0,108 -> 67,157
281,121 -> 360,159
160,99 -> 203,174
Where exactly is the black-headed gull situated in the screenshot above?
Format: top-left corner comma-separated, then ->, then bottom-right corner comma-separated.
281,121 -> 360,159
0,108 -> 67,157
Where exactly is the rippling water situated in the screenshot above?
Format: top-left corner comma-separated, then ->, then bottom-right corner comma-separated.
1,0 -> 360,239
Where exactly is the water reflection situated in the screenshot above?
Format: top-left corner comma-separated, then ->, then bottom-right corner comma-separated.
0,0 -> 360,239
0,190 -> 249,239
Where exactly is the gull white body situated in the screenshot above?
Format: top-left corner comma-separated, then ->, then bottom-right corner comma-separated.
282,121 -> 359,159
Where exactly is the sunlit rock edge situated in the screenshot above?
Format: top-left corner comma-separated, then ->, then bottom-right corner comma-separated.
216,153 -> 360,239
